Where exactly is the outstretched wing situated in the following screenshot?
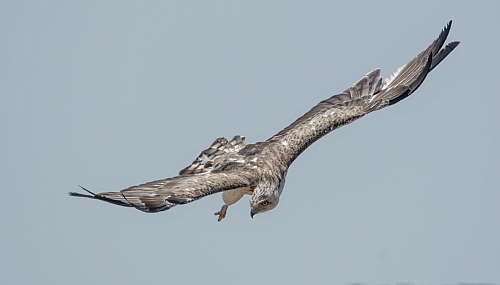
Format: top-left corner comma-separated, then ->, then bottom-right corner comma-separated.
267,21 -> 459,165
69,170 -> 253,213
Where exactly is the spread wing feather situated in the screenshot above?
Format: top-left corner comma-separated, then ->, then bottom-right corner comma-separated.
70,21 -> 459,215
268,21 -> 459,165
69,171 -> 253,212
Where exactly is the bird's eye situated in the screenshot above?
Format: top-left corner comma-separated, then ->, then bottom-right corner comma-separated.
261,201 -> 269,206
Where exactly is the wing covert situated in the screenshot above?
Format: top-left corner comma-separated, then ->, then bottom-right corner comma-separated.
267,21 -> 459,165
93,171 -> 254,212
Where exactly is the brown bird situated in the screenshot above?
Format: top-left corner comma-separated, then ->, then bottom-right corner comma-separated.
70,21 -> 459,221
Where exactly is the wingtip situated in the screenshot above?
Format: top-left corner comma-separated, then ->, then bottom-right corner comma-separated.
443,20 -> 452,32
78,185 -> 96,195
69,185 -> 97,198
446,41 -> 461,52
68,191 -> 93,198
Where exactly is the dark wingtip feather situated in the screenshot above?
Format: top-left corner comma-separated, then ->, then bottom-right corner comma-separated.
373,21 -> 459,109
430,41 -> 460,71
431,20 -> 453,57
78,185 -> 96,195
68,191 -> 93,198
68,185 -> 96,198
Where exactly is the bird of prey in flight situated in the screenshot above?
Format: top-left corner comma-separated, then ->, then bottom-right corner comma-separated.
70,21 -> 459,222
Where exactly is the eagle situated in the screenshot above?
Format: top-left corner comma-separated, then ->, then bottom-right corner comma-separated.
70,21 -> 459,221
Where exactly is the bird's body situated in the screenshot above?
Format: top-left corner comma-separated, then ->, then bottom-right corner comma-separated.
70,21 -> 460,221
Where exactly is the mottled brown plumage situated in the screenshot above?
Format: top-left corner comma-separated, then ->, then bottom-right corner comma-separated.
70,21 -> 459,221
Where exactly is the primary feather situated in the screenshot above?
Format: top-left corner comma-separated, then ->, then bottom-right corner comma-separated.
70,21 -> 459,220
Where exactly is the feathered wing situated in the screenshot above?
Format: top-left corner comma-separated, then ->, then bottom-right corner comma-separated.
69,171 -> 253,212
70,21 -> 459,215
267,21 -> 459,165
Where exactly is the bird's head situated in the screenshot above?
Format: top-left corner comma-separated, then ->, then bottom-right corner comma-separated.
250,193 -> 279,218
249,176 -> 286,218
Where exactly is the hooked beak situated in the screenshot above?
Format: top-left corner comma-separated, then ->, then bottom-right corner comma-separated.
250,210 -> 255,219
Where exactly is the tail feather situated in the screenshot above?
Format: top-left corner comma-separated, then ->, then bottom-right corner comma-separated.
179,135 -> 246,175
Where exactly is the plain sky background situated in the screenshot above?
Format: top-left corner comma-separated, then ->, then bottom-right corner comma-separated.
1,1 -> 499,285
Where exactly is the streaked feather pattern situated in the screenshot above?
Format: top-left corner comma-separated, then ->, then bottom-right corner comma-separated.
179,135 -> 246,175
70,21 -> 459,219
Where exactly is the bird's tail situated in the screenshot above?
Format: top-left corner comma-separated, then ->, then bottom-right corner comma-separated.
179,135 -> 246,175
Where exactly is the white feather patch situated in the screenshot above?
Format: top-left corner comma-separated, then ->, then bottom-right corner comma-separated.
201,154 -> 210,164
382,64 -> 406,89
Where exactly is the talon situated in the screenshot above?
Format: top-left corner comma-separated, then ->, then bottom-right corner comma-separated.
214,205 -> 228,222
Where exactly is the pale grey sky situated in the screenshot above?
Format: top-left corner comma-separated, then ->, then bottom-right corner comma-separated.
1,1 -> 499,285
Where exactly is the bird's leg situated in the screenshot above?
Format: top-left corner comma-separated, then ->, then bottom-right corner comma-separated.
214,187 -> 248,222
214,205 -> 229,222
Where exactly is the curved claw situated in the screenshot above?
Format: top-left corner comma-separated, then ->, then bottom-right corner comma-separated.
214,205 -> 229,222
